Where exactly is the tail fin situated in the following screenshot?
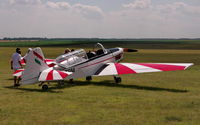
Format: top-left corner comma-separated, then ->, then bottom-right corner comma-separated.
21,47 -> 49,84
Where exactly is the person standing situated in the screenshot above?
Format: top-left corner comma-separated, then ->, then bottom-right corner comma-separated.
11,48 -> 22,86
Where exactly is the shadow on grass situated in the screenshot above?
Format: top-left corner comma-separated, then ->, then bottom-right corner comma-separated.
5,78 -> 13,80
4,85 -> 63,93
73,80 -> 188,93
4,80 -> 188,93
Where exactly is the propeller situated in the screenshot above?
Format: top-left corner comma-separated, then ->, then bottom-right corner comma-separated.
123,48 -> 138,52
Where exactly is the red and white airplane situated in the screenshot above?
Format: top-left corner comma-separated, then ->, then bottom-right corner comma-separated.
14,43 -> 193,90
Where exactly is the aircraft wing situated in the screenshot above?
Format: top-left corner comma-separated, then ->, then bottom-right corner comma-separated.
38,68 -> 72,81
94,63 -> 193,76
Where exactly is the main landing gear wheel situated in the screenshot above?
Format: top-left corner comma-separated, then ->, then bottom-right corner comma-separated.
42,84 -> 48,91
114,76 -> 121,84
86,76 -> 92,81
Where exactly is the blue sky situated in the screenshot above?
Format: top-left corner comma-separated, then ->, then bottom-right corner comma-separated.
0,0 -> 200,38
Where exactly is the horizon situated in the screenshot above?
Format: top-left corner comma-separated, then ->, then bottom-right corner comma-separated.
1,37 -> 200,40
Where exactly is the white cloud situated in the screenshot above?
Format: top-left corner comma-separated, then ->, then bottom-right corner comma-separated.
46,2 -> 104,19
46,1 -> 71,9
104,1 -> 200,38
8,0 -> 42,5
123,1 -> 200,15
73,3 -> 104,19
123,0 -> 151,9
0,0 -> 200,38
157,2 -> 200,15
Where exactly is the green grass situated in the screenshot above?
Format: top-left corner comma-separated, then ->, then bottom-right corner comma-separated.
0,45 -> 200,125
1,39 -> 200,49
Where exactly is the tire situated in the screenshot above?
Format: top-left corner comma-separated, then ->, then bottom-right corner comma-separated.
42,84 -> 48,91
114,77 -> 121,83
86,76 -> 92,81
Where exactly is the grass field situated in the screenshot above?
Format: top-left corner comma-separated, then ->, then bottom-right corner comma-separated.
1,39 -> 200,49
0,44 -> 200,125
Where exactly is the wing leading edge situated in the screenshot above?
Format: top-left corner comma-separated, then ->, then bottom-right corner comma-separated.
94,63 -> 193,76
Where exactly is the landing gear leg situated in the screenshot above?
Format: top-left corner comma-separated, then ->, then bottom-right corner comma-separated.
39,82 -> 45,86
114,76 -> 121,84
86,76 -> 92,81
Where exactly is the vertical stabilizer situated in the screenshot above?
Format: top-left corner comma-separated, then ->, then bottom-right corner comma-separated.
21,47 -> 49,84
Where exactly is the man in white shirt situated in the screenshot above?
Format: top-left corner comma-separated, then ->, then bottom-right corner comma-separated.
11,48 -> 22,86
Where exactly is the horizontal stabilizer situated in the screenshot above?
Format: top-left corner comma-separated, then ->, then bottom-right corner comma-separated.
39,68 -> 72,81
13,69 -> 24,77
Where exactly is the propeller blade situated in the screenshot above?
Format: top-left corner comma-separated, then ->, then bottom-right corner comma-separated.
123,48 -> 138,52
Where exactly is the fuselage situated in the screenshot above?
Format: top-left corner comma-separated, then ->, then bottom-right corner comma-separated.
54,48 -> 124,79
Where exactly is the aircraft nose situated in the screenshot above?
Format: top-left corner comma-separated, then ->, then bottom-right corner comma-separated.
114,48 -> 124,61
118,48 -> 124,53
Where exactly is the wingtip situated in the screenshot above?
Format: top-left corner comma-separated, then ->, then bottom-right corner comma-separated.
184,63 -> 194,70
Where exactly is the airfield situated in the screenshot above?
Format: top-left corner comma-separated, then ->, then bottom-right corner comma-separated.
0,40 -> 200,125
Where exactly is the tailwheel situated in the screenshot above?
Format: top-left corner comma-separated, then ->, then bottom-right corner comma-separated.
42,84 -> 48,91
114,76 -> 121,84
86,76 -> 92,81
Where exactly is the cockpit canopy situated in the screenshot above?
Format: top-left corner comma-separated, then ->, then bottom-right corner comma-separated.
55,49 -> 88,69
54,43 -> 108,70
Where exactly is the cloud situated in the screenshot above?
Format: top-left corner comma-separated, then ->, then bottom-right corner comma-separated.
46,1 -> 71,9
1,1 -> 104,20
73,3 -> 104,19
103,1 -> 200,38
46,2 -> 104,19
0,0 -> 200,38
8,0 -> 42,5
123,0 -> 151,9
156,2 -> 200,15
123,0 -> 200,15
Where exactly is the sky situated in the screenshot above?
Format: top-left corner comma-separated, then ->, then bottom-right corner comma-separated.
0,0 -> 200,38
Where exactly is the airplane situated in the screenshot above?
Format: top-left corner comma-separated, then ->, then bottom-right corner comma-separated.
13,43 -> 193,90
